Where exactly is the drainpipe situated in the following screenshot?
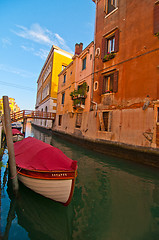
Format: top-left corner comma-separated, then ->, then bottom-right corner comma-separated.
90,0 -> 97,110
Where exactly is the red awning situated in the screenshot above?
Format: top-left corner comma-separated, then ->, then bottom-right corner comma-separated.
14,137 -> 77,171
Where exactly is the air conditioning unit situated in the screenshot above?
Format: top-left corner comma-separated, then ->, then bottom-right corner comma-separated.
95,47 -> 100,57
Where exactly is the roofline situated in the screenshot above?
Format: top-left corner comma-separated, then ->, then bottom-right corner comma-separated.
37,45 -> 73,83
58,41 -> 94,77
79,41 -> 94,57
58,60 -> 73,77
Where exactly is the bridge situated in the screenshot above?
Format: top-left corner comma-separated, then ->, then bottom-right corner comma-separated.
10,110 -> 56,123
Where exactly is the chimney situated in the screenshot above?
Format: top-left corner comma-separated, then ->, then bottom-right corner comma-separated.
75,43 -> 83,55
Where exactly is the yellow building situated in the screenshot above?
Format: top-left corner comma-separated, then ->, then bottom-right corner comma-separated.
35,45 -> 73,128
0,97 -> 20,116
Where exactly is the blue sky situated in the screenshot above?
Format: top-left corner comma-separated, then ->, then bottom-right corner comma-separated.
0,0 -> 95,110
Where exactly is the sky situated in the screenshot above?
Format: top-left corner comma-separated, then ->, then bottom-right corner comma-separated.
0,0 -> 95,110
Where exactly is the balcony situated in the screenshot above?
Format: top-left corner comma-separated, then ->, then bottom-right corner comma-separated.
101,92 -> 115,106
70,82 -> 88,110
72,96 -> 86,109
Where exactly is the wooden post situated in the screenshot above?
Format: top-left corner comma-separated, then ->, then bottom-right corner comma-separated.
3,96 -> 19,194
0,124 -> 2,149
23,118 -> 27,136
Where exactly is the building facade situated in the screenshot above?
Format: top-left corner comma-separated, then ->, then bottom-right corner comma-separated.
54,0 -> 159,149
0,97 -> 20,116
90,0 -> 159,147
54,42 -> 94,136
34,45 -> 73,128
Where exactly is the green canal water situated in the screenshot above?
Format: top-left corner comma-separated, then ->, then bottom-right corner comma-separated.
1,123 -> 159,240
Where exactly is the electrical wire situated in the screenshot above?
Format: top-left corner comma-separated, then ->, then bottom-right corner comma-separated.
0,80 -> 35,92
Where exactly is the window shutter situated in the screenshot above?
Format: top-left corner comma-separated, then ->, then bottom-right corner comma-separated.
102,77 -> 106,94
98,76 -> 104,95
113,71 -> 118,93
114,29 -> 119,53
154,4 -> 159,35
99,112 -> 105,131
101,38 -> 107,59
108,111 -> 112,132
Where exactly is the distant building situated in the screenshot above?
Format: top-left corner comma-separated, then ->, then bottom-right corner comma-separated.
54,42 -> 94,135
0,97 -> 20,116
34,45 -> 73,128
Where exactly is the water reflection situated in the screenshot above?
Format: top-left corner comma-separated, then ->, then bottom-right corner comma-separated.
15,183 -> 72,240
1,124 -> 159,239
32,125 -> 159,240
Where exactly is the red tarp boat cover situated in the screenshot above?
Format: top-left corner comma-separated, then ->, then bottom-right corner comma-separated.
12,128 -> 23,136
14,137 -> 77,171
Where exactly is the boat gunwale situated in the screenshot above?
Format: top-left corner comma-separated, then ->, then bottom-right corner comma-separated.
17,167 -> 77,180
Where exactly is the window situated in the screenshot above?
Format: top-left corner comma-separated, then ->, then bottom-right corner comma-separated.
105,0 -> 118,15
63,74 -> 66,83
82,57 -> 86,70
61,92 -> 65,105
94,81 -> 98,91
42,83 -> 50,100
107,36 -> 115,53
76,113 -> 82,128
102,71 -> 118,94
103,75 -> 113,93
58,115 -> 62,126
101,29 -> 119,60
99,111 -> 112,132
62,65 -> 66,71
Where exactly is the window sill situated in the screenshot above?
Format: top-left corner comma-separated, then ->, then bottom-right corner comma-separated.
105,7 -> 118,18
101,92 -> 114,96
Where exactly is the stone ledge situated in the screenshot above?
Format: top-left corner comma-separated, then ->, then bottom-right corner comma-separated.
52,129 -> 159,169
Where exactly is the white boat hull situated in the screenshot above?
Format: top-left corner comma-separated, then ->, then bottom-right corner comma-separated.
18,174 -> 74,204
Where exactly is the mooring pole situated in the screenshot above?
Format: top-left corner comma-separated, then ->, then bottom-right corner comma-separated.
3,96 -> 19,194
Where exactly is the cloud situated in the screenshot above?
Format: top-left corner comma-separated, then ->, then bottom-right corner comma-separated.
12,23 -> 53,46
1,38 -> 12,48
0,63 -> 36,78
34,48 -> 49,60
21,45 -> 49,60
55,33 -> 73,54
12,23 -> 73,53
21,45 -> 34,52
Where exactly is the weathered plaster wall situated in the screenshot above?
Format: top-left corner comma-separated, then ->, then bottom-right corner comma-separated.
54,106 -> 154,147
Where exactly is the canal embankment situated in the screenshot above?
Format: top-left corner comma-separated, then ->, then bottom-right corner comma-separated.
32,123 -> 159,169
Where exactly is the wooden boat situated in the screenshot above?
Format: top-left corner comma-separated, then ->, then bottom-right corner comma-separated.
12,128 -> 24,142
14,137 -> 77,205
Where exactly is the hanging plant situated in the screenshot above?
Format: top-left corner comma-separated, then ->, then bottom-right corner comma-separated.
155,32 -> 159,39
70,82 -> 88,99
103,52 -> 116,62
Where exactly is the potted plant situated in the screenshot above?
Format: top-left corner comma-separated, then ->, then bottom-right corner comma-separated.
70,82 -> 88,100
155,32 -> 159,39
103,52 -> 116,62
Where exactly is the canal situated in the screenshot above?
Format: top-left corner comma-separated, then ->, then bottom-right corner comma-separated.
1,123 -> 159,239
